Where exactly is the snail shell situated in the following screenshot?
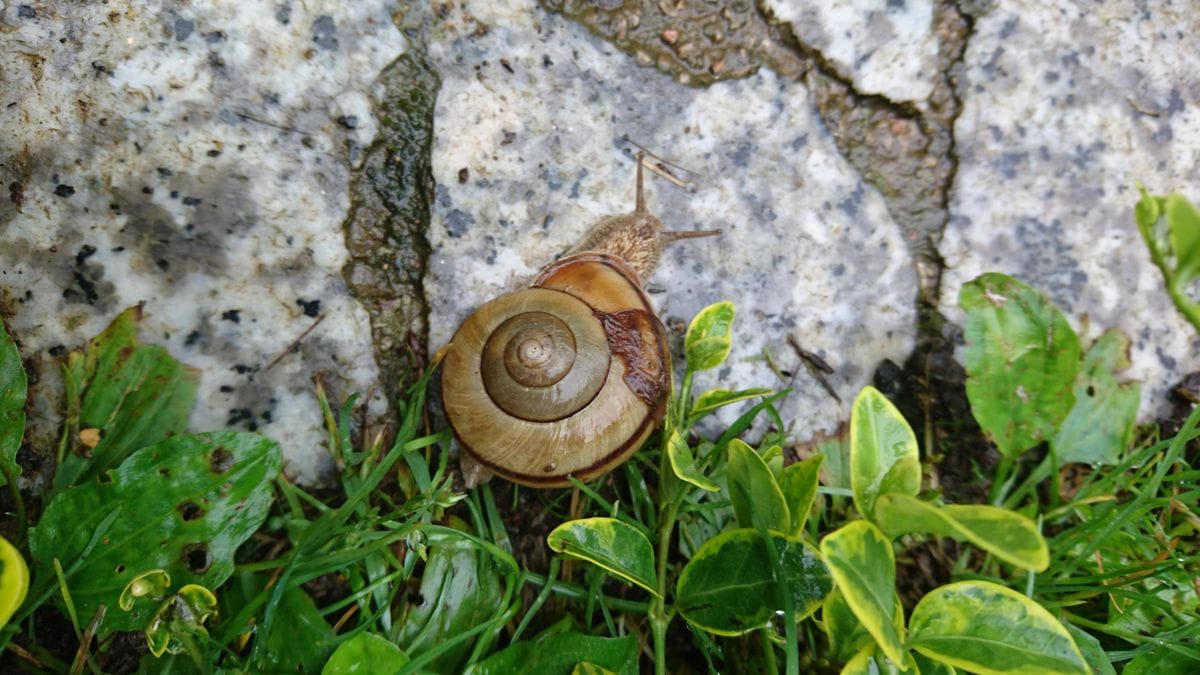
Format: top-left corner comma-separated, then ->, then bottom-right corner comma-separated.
441,252 -> 670,487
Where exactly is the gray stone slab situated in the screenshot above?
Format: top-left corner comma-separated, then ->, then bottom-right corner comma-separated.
939,0 -> 1200,418
765,0 -> 940,104
0,2 -> 404,483
425,1 -> 918,441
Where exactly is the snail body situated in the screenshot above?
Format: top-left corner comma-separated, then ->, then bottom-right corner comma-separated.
441,154 -> 717,487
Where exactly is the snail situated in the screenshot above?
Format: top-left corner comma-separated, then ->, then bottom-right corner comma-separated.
440,152 -> 718,487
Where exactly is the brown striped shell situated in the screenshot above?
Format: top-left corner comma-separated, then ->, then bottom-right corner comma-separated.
441,253 -> 670,487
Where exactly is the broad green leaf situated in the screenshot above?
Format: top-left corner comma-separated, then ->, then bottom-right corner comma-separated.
262,585 -> 337,672
55,306 -> 200,491
1052,329 -> 1140,465
690,387 -> 773,422
850,387 -> 920,522
677,529 -> 830,635
0,534 -> 29,628
959,274 -> 1081,459
0,319 -> 25,487
322,633 -> 409,674
685,301 -> 734,372
780,454 -> 823,535
667,430 -> 718,491
819,521 -> 905,664
464,631 -> 637,675
218,571 -> 336,672
908,581 -> 1088,675
547,518 -> 657,595
397,531 -> 503,672
874,493 -> 1048,571
28,431 -> 280,632
822,589 -> 872,663
727,439 -> 790,532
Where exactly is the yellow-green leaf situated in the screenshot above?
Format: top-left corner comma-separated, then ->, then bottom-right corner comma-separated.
822,589 -> 872,664
819,521 -> 905,665
850,387 -> 920,522
667,431 -> 718,492
547,518 -> 657,596
0,534 -> 29,628
684,301 -> 735,372
909,581 -> 1088,675
690,387 -> 772,423
874,493 -> 1049,571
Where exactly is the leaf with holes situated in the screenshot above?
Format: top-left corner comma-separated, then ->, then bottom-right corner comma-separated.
28,431 -> 280,632
0,319 -> 25,487
55,306 -> 199,492
960,274 -> 1081,459
1051,329 -> 1140,466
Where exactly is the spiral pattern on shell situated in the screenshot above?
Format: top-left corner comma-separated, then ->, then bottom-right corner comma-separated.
441,253 -> 670,487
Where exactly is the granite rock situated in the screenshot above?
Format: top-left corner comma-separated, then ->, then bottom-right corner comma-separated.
765,0 -> 940,104
939,0 -> 1200,418
0,1 -> 404,483
425,1 -> 918,441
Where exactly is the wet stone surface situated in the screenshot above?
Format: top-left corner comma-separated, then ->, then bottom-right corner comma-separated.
765,0 -> 941,105
0,2 -> 404,483
939,0 -> 1200,418
421,0 -> 918,441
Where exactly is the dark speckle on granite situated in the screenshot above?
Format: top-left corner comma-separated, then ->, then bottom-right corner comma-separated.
54,184 -> 75,197
221,309 -> 242,323
185,330 -> 202,346
18,5 -> 35,19
75,244 -> 97,265
446,208 -> 474,237
276,3 -> 292,25
337,115 -> 358,129
313,15 -> 338,51
296,298 -> 321,317
728,142 -> 753,167
174,17 -> 194,41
